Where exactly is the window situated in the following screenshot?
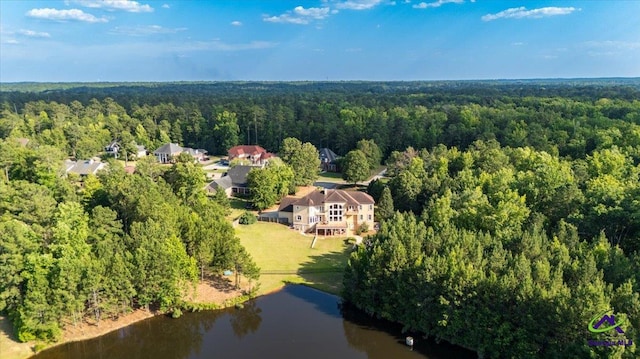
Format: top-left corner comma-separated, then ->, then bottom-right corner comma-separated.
296,215 -> 302,221
360,215 -> 363,220
369,205 -> 373,210
359,205 -> 362,210
329,204 -> 343,222
368,214 -> 372,220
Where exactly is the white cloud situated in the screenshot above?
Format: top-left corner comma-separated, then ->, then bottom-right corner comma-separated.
264,6 -> 330,25
512,42 -> 524,46
482,7 -> 579,21
108,25 -> 186,36
18,29 -> 51,38
231,21 -> 242,26
413,0 -> 463,9
332,0 -> 384,10
162,4 -> 170,9
294,6 -> 330,18
73,0 -> 153,13
3,39 -> 20,45
26,8 -> 108,23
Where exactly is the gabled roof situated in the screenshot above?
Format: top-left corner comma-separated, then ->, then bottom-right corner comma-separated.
66,159 -> 105,176
153,143 -> 183,155
319,148 -> 338,163
228,145 -> 267,157
291,189 -> 375,207
209,176 -> 233,190
226,165 -> 254,186
278,196 -> 297,212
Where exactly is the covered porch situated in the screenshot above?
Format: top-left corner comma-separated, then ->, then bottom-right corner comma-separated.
315,221 -> 348,236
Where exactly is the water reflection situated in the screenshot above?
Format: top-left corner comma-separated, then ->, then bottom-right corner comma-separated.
341,302 -> 475,359
33,285 -> 475,359
229,300 -> 262,338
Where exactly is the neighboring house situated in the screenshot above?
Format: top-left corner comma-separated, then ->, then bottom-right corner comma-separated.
135,145 -> 147,159
278,189 -> 375,236
228,145 -> 273,166
64,159 -> 106,177
105,141 -> 147,160
206,165 -> 254,197
184,147 -> 208,162
105,141 -> 120,158
154,143 -> 185,163
319,148 -> 339,172
154,143 -> 208,163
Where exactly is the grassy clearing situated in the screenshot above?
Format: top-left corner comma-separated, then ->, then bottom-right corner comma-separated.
317,171 -> 344,183
237,222 -> 352,296
228,197 -> 251,220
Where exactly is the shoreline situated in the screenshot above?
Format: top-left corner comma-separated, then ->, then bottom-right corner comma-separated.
2,279 -> 341,359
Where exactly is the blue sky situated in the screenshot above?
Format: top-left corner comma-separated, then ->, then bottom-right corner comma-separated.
1,0 -> 638,82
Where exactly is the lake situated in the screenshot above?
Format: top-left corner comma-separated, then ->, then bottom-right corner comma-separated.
32,285 -> 476,359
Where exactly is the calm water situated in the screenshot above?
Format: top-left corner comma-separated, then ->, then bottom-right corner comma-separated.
33,285 -> 475,359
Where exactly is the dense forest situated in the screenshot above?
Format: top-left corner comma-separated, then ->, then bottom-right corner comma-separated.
1,80 -> 639,357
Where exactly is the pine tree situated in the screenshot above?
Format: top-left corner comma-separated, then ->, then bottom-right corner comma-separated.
377,186 -> 394,221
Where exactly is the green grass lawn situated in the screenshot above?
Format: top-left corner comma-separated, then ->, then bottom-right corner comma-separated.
316,171 -> 345,183
228,197 -> 251,220
237,222 -> 352,296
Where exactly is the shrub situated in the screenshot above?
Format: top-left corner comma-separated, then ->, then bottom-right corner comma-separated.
356,223 -> 369,235
238,211 -> 257,225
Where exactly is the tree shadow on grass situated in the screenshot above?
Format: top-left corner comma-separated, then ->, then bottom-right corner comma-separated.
298,240 -> 353,294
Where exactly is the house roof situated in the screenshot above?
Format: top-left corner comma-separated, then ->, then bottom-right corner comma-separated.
66,159 -> 105,176
228,145 -> 267,157
153,143 -> 183,155
226,165 -> 254,185
277,197 -> 297,212
15,138 -> 30,147
209,176 -> 233,190
291,189 -> 374,207
136,145 -> 146,152
319,148 -> 338,163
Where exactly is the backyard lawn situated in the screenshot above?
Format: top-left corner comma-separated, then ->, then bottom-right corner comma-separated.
236,222 -> 352,296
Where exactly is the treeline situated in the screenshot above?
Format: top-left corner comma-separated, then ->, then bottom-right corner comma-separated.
0,150 -> 258,342
1,81 -> 639,162
347,142 -> 640,358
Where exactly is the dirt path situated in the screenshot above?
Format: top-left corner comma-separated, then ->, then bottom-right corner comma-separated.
0,275 -> 244,359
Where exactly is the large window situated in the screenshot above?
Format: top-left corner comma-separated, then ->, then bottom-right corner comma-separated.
328,204 -> 343,222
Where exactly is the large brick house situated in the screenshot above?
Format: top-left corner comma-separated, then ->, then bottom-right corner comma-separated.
228,145 -> 274,166
278,189 -> 375,236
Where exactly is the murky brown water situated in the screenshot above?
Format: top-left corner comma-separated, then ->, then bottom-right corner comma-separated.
32,285 -> 475,359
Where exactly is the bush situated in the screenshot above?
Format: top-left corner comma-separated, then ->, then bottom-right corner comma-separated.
238,211 -> 257,225
355,223 -> 369,235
